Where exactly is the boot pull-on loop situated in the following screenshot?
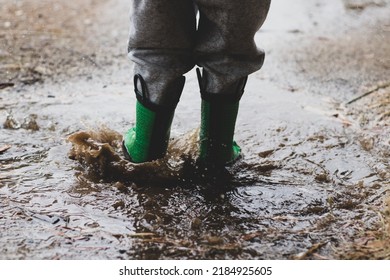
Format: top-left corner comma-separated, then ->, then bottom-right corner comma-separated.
197,67 -> 211,101
133,74 -> 161,111
134,74 -> 148,102
133,73 -> 184,113
196,68 -> 204,92
197,67 -> 247,103
236,76 -> 248,102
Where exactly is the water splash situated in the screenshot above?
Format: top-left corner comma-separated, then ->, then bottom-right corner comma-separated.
67,127 -> 237,187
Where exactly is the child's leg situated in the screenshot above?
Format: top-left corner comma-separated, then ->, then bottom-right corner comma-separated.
194,0 -> 270,93
124,0 -> 197,163
194,0 -> 271,165
128,0 -> 197,106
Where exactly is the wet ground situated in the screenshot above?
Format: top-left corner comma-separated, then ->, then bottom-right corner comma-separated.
1,0 -> 389,259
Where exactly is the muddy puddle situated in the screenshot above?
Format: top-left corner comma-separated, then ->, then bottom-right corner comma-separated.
1,0 -> 389,259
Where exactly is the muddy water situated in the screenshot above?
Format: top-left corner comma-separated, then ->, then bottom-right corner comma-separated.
1,0 -> 389,259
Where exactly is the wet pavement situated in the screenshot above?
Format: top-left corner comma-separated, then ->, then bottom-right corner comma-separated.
0,0 -> 389,259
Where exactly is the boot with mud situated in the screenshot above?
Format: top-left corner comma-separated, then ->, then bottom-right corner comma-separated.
123,74 -> 185,163
196,68 -> 247,166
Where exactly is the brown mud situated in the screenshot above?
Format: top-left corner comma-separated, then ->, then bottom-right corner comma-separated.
1,0 -> 389,259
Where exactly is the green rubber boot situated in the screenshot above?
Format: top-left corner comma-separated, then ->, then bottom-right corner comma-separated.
123,74 -> 185,163
197,68 -> 247,166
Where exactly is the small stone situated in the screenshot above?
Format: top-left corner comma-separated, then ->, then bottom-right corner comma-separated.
191,218 -> 202,229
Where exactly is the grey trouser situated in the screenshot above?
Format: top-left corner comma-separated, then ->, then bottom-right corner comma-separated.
128,0 -> 271,105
